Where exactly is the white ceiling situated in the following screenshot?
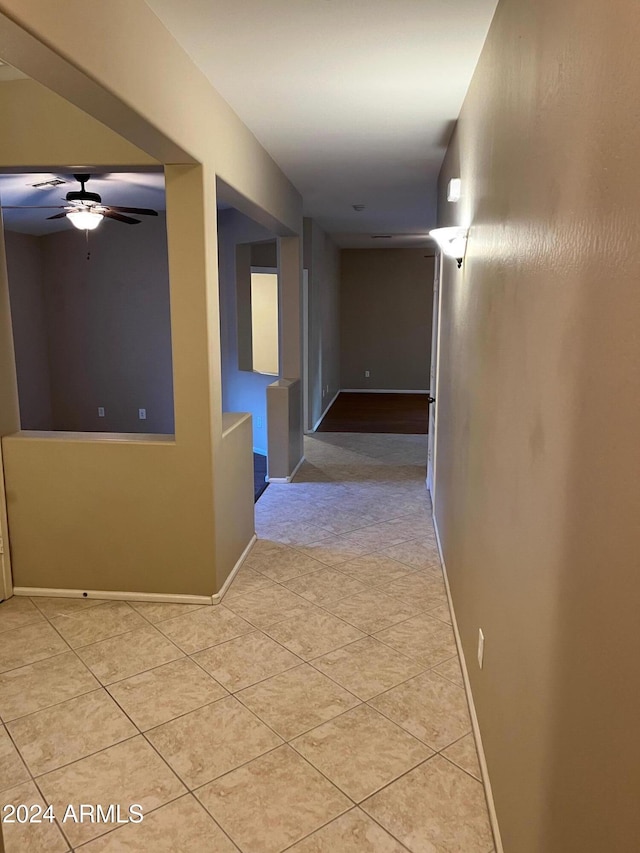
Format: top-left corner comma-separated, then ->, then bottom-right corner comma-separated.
0,171 -> 166,236
146,0 -> 498,247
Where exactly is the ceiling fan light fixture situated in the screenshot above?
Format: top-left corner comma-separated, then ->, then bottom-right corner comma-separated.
67,209 -> 104,231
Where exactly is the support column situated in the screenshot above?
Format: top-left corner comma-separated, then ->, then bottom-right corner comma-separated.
0,209 -> 20,601
267,236 -> 303,480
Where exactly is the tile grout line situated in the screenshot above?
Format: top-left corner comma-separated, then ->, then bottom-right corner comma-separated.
1,437 -> 484,852
187,635 -> 306,693
277,803 -> 417,853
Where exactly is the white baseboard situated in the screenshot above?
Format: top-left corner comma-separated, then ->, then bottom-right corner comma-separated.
266,455 -> 305,484
311,390 -> 340,432
340,388 -> 431,394
211,533 -> 257,604
13,534 -> 259,607
13,587 -> 213,606
432,518 -> 504,853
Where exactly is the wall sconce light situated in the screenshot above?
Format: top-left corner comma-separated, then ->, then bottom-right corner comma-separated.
429,226 -> 469,268
447,178 -> 462,202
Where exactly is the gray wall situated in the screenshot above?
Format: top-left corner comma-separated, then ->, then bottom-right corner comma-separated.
217,207 -> 278,454
434,0 -> 640,850
340,248 -> 434,391
303,218 -> 340,429
5,215 -> 174,433
4,231 -> 52,429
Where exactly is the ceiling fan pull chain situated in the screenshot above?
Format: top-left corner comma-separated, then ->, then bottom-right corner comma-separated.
86,229 -> 91,262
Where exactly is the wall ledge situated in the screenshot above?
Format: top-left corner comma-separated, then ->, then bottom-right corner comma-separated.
222,411 -> 252,437
3,430 -> 175,444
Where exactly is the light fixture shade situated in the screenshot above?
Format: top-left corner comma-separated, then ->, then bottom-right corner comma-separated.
67,209 -> 104,231
429,226 -> 469,268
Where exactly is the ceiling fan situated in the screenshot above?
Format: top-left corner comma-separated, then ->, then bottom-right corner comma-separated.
2,173 -> 158,231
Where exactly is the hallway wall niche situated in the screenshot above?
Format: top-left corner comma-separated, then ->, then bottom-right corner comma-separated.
2,170 -> 174,435
217,204 -> 280,455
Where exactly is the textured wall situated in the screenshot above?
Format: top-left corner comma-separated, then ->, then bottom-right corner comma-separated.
435,0 -> 640,850
4,231 -> 52,430
340,249 -> 433,391
5,217 -> 173,434
303,218 -> 340,428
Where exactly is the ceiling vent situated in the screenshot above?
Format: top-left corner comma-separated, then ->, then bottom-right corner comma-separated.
371,235 -> 392,239
30,178 -> 67,190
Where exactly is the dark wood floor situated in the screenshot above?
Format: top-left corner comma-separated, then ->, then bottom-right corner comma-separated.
253,453 -> 268,501
317,392 -> 429,434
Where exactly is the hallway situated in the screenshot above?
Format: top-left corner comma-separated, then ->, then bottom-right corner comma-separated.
0,434 -> 493,852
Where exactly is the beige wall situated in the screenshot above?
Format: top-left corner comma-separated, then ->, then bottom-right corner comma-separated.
303,218 -> 341,428
267,378 -> 302,480
340,249 -> 433,390
435,0 -> 640,850
251,273 -> 279,376
5,216 -> 174,434
2,166 -> 218,596
0,6 -> 302,594
215,413 -> 255,590
276,235 -> 304,474
0,1 -> 301,230
0,79 -> 160,170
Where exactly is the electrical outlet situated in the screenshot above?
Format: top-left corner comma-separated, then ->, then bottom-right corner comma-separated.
365,370 -> 370,378
97,407 -> 105,417
256,416 -> 263,428
138,408 -> 147,420
477,629 -> 485,669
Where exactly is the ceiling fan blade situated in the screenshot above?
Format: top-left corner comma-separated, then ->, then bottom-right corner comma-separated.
1,205 -> 67,209
103,211 -> 141,225
107,206 -> 158,216
46,212 -> 69,220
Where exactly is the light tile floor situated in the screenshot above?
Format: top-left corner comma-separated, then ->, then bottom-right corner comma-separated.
0,433 -> 494,852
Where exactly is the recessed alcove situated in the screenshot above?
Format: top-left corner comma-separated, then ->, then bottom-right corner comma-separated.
1,169 -> 174,436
